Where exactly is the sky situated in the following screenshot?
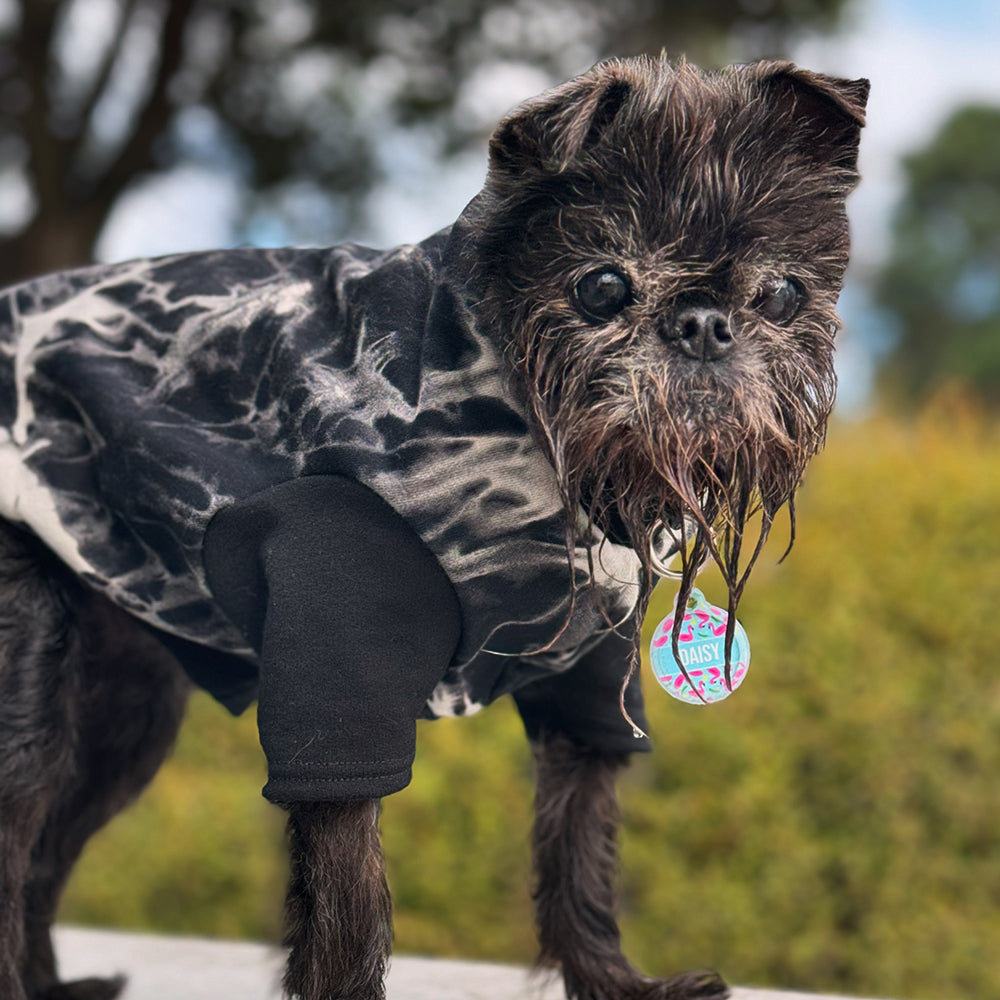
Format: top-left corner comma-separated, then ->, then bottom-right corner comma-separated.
94,0 -> 1000,259
8,0 -> 1000,412
796,0 -> 1000,273
788,0 -> 1000,408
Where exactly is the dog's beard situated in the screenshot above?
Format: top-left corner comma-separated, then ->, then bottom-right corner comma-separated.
517,323 -> 836,711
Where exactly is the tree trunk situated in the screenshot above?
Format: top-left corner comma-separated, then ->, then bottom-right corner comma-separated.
0,204 -> 108,287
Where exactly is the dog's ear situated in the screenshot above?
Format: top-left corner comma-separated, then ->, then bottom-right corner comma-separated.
752,61 -> 869,173
489,62 -> 633,175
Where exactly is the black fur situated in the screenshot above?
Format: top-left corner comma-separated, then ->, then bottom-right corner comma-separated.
0,521 -> 188,1000
282,801 -> 393,1000
0,56 -> 867,1000
531,735 -> 728,1000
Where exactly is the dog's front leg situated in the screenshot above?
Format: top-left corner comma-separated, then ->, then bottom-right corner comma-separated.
202,476 -> 462,1000
531,733 -> 632,995
515,627 -> 728,1000
282,800 -> 392,1000
531,736 -> 728,1000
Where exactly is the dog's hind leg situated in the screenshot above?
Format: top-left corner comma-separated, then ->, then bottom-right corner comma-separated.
0,522 -> 89,1000
21,596 -> 189,1000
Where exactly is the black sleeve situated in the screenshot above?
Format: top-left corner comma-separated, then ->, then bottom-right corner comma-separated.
512,627 -> 652,755
203,475 -> 462,803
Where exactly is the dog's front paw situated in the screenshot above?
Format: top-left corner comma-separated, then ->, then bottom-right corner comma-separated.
642,969 -> 729,1000
574,968 -> 728,1000
566,967 -> 729,1000
34,975 -> 127,1000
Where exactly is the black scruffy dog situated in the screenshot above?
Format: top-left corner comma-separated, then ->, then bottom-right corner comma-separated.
0,56 -> 866,1000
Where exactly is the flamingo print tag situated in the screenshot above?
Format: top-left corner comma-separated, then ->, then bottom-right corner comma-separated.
649,588 -> 751,705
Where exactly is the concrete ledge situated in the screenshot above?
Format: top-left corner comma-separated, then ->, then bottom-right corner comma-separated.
54,926 -> 892,1000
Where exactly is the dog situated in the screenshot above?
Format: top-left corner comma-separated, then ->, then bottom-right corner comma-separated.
0,55 -> 867,1000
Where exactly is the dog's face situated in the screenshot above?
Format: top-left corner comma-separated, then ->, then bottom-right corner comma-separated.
461,56 -> 868,655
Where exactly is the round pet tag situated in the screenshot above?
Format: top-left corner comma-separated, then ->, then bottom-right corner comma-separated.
649,588 -> 750,705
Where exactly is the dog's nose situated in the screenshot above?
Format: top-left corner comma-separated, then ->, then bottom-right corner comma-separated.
670,307 -> 734,362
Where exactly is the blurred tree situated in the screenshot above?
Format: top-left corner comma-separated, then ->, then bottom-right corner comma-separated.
875,105 -> 1000,405
0,0 -> 849,284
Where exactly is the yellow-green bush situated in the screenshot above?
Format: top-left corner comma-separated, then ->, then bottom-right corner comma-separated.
62,403 -> 1000,999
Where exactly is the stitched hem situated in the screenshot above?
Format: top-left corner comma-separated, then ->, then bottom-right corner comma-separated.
262,765 -> 413,803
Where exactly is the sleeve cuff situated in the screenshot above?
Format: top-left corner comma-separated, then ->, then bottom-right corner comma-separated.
262,759 -> 414,803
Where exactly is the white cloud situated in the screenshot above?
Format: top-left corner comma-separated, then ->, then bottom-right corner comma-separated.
361,147 -> 486,248
95,165 -> 242,262
454,61 -> 554,132
0,165 -> 34,234
0,0 -> 17,32
794,0 -> 1000,271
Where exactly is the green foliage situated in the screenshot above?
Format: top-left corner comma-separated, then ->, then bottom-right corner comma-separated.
876,104 -> 1000,405
62,407 -> 1000,999
62,695 -> 286,942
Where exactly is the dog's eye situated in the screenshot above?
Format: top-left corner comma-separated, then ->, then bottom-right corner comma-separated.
755,278 -> 803,324
574,269 -> 631,322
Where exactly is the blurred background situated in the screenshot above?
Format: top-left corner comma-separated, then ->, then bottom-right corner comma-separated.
2,1 -> 999,998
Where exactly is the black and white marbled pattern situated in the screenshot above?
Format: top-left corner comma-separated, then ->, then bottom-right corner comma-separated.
0,227 -> 640,717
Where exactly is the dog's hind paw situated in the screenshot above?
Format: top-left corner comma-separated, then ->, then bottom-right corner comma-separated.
35,975 -> 127,1000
